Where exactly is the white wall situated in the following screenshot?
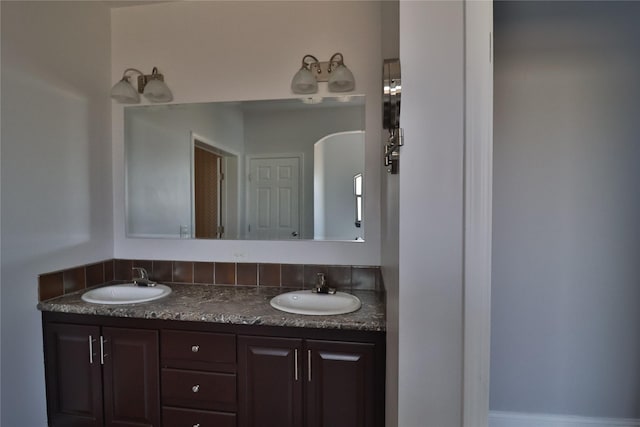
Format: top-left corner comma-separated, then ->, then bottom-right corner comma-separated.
492,2 -> 640,419
1,5 -> 3,422
0,2 -> 113,425
313,131 -> 364,240
111,1 -> 382,265
398,2 -> 465,426
244,106 -> 364,239
126,103 -> 244,237
380,1 -> 399,425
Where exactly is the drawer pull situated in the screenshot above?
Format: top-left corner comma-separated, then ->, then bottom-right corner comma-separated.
191,345 -> 200,353
193,424 -> 200,427
192,384 -> 200,393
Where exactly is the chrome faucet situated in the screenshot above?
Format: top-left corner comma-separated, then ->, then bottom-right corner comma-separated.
313,273 -> 336,294
132,267 -> 156,287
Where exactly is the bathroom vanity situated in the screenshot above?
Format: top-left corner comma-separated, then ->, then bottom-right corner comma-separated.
39,285 -> 385,427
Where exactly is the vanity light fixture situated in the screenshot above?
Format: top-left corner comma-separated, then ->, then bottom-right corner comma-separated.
111,67 -> 173,104
291,52 -> 355,94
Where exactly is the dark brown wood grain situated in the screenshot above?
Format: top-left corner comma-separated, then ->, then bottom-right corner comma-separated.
42,312 -> 385,427
44,323 -> 103,427
238,336 -> 303,427
102,327 -> 160,427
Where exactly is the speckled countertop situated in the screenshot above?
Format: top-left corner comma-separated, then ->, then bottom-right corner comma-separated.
37,284 -> 386,332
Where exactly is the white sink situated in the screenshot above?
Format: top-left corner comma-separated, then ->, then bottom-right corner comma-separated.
270,290 -> 361,315
81,283 -> 172,305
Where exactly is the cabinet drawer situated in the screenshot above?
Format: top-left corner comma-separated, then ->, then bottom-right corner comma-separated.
162,369 -> 236,411
162,330 -> 236,372
163,406 -> 236,427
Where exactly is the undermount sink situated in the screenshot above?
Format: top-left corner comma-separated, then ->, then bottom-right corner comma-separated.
270,290 -> 361,315
81,283 -> 172,305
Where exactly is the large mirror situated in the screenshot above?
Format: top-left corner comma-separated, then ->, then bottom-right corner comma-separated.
125,96 -> 365,241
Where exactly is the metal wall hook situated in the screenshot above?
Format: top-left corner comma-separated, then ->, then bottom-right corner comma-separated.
383,58 -> 402,174
384,128 -> 404,174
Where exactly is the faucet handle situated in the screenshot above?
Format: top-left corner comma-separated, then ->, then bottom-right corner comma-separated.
317,273 -> 326,286
313,273 -> 335,294
132,267 -> 149,280
132,267 -> 156,287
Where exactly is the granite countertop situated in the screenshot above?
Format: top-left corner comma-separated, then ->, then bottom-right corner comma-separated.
37,284 -> 386,332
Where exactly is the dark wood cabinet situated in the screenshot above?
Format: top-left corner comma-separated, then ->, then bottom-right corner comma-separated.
306,340 -> 375,427
160,328 -> 238,424
238,336 -> 381,427
43,312 -> 384,427
102,327 -> 160,427
162,407 -> 236,427
238,336 -> 303,427
43,323 -> 160,427
44,323 -> 103,427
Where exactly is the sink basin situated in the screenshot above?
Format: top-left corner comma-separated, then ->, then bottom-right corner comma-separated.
270,290 -> 361,315
81,283 -> 172,305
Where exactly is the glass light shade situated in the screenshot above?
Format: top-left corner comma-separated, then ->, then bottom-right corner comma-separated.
328,64 -> 355,92
143,79 -> 173,103
110,79 -> 140,104
291,68 -> 318,94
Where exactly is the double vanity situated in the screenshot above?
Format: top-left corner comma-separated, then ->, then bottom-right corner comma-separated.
36,50 -> 397,427
39,280 -> 385,427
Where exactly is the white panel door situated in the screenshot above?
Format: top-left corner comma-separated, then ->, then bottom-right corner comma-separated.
248,157 -> 300,240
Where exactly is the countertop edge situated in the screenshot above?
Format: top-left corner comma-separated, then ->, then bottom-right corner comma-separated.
38,285 -> 386,333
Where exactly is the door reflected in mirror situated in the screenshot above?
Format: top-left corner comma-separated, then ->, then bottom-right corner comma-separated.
125,96 -> 365,241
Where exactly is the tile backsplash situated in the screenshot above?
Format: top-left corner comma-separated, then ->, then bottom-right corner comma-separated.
38,259 -> 382,302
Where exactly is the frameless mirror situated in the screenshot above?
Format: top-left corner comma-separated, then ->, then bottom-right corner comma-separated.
125,96 -> 365,241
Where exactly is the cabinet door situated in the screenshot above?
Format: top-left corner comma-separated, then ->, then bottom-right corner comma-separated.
238,336 -> 303,427
44,323 -> 103,427
305,340 -> 375,427
102,327 -> 160,427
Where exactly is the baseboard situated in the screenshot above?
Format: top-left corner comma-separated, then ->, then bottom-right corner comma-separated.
489,411 -> 640,427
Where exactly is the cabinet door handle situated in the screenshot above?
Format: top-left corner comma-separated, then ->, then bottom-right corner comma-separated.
100,336 -> 108,365
192,384 -> 200,393
88,335 -> 96,365
191,345 -> 200,353
294,349 -> 299,381
193,424 -> 200,427
307,350 -> 312,382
